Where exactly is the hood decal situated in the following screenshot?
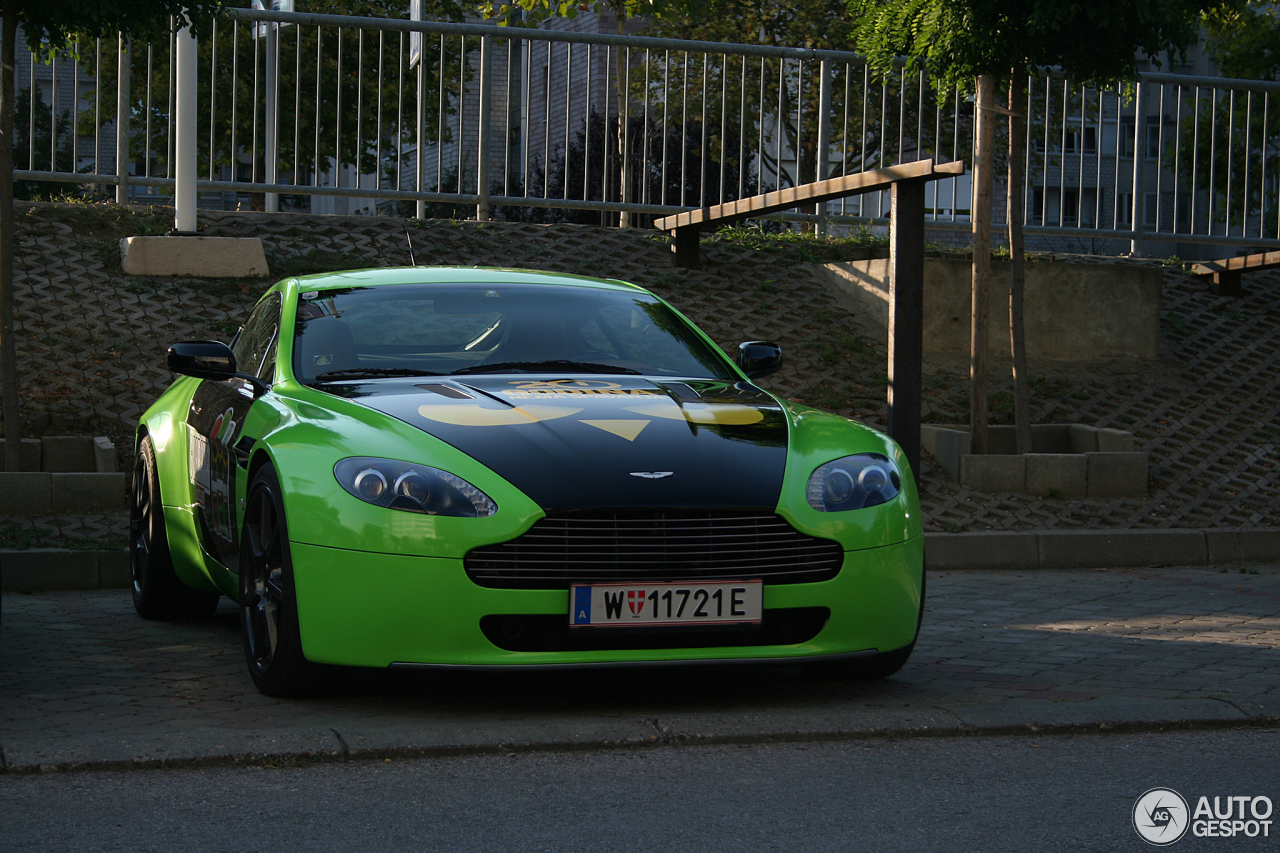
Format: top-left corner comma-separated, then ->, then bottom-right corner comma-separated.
416,402 -> 583,427
329,376 -> 788,511
580,419 -> 650,441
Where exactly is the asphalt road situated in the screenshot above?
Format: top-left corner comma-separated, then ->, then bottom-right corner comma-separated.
1,728 -> 1276,852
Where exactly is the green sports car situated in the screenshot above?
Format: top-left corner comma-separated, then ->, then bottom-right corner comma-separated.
131,267 -> 924,696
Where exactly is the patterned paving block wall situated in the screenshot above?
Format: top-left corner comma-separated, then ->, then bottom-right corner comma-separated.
6,202 -> 1279,537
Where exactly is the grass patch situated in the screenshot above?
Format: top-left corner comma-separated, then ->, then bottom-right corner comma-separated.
707,224 -> 889,263
268,247 -> 376,278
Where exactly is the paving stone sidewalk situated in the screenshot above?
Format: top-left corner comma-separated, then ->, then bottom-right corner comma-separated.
2,566 -> 1276,772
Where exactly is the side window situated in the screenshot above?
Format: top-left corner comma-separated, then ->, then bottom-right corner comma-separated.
231,294 -> 282,382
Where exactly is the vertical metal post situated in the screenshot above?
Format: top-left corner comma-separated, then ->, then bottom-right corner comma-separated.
115,36 -> 131,205
888,179 -> 924,484
174,20 -> 198,233
1130,80 -> 1145,256
816,59 -> 831,235
265,18 -> 280,212
476,35 -> 492,221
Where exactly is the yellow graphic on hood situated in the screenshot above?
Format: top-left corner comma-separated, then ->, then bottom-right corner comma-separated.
579,420 -> 650,441
417,403 -> 583,427
625,401 -> 764,426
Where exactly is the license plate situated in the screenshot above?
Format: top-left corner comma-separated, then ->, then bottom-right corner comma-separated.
569,580 -> 763,627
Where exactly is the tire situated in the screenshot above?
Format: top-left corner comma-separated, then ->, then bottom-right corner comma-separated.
130,436 -> 219,620
807,566 -> 926,680
239,463 -> 329,697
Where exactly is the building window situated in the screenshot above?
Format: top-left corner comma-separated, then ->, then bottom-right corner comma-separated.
1063,126 -> 1098,155
1118,192 -> 1133,226
1146,122 -> 1161,160
1120,119 -> 1136,157
1063,189 -> 1078,226
1144,192 -> 1159,228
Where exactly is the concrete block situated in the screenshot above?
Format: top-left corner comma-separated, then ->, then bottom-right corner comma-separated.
1096,428 -> 1136,453
1030,424 -> 1071,453
93,436 -> 119,473
0,472 -> 53,514
98,550 -> 132,588
985,427 -> 1018,455
0,438 -> 42,471
920,426 -> 965,480
120,235 -> 269,278
817,258 -> 1161,363
40,435 -> 96,472
1037,529 -> 1208,569
1068,424 -> 1099,454
960,454 -> 1025,494
50,472 -> 128,512
1025,453 -> 1088,498
1,549 -> 99,591
1204,529 -> 1280,565
924,531 -> 1039,570
1086,452 -> 1148,499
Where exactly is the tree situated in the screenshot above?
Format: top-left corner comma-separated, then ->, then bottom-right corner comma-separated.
480,0 -> 707,226
852,0 -> 1218,456
1173,1 -> 1280,236
0,2 -> 225,472
84,0 -> 468,210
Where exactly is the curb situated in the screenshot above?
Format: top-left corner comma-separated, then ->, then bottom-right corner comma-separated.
924,527 -> 1280,570
2,696 -> 1275,775
2,528 -> 1278,591
0,549 -> 129,591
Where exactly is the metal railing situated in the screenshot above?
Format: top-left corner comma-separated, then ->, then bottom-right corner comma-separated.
14,7 -> 1280,254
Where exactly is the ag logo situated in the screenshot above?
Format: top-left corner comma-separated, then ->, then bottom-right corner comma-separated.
1134,788 -> 1191,846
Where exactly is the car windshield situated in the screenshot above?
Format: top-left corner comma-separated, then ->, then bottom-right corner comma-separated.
291,281 -> 739,384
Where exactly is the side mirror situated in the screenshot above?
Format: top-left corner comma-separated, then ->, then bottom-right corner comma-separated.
167,341 -> 269,395
168,341 -> 238,379
736,341 -> 783,378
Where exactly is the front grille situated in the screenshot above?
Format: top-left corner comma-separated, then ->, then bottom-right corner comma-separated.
465,509 -> 843,589
480,607 -> 830,652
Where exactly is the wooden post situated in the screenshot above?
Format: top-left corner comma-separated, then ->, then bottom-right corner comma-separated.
671,226 -> 700,269
1213,270 -> 1242,297
888,179 -> 924,483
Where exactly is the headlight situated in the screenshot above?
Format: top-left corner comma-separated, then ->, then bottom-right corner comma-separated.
806,453 -> 902,512
335,457 -> 497,517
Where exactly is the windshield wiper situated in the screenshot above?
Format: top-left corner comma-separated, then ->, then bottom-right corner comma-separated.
452,360 -> 641,376
313,368 -> 445,382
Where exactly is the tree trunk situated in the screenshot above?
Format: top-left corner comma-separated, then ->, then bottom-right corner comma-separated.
1007,74 -> 1032,455
0,7 -> 21,472
969,74 -> 994,455
613,6 -> 630,228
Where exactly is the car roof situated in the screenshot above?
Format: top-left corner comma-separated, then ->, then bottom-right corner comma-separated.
285,266 -> 647,295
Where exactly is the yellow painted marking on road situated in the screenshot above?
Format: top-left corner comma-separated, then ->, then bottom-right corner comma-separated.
624,402 -> 763,426
579,419 -> 651,441
417,403 -> 583,427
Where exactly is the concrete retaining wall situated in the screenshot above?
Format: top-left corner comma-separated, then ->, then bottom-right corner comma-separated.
0,436 -> 126,513
923,424 -> 1148,498
817,257 -> 1162,362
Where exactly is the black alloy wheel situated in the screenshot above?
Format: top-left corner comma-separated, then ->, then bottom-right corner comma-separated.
130,435 -> 219,620
239,463 -> 326,697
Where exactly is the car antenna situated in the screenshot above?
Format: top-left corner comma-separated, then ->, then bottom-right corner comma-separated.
404,219 -> 418,266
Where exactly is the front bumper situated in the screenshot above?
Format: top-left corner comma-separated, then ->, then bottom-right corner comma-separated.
291,536 -> 924,668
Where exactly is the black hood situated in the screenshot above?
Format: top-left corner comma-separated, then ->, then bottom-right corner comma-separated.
327,376 -> 788,511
